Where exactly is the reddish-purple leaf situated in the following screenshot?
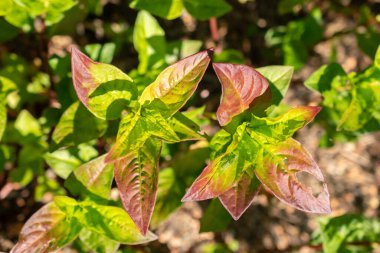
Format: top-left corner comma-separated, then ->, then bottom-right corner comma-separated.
254,138 -> 331,214
11,203 -> 81,253
113,139 -> 161,235
219,171 -> 261,220
71,47 -> 135,119
213,63 -> 269,126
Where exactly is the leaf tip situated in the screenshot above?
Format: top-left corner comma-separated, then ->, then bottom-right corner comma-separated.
206,47 -> 215,58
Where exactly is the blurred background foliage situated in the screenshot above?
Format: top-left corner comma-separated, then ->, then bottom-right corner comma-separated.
0,0 -> 380,252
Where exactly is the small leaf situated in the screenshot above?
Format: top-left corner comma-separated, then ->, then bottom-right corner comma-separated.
213,63 -> 269,126
257,65 -> 294,105
183,0 -> 232,21
130,0 -> 184,20
140,49 -> 212,117
44,149 -> 82,179
168,111 -> 203,140
253,138 -> 331,214
52,102 -> 107,149
182,124 -> 257,201
304,63 -> 346,93
219,171 -> 261,220
114,139 -> 162,235
73,154 -> 114,199
11,202 -> 82,253
71,47 -> 137,119
54,197 -> 157,244
133,11 -> 166,73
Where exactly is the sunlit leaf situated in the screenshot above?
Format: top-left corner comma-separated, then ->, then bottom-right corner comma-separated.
73,154 -> 114,199
44,149 -> 82,179
249,106 -> 321,141
54,197 -> 157,244
11,202 -> 81,253
213,63 -> 269,126
114,139 -> 162,235
140,49 -> 212,117
133,11 -> 166,73
71,47 -> 137,119
304,63 -> 346,93
130,0 -> 183,20
52,102 -> 107,149
257,65 -> 294,104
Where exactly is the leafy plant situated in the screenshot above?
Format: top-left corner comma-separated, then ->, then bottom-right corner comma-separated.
311,214 -> 380,253
305,45 -> 380,146
9,44 -> 331,251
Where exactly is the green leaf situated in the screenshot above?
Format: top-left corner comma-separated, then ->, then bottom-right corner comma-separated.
133,11 -> 166,73
71,47 -> 137,120
114,139 -> 162,235
257,65 -> 294,105
11,202 -> 82,253
130,0 -> 184,20
52,102 -> 107,149
44,149 -> 82,179
140,49 -> 211,117
316,214 -> 380,253
249,106 -> 321,141
167,112 -> 203,140
200,199 -> 232,232
14,110 -> 43,138
84,43 -> 116,64
183,0 -> 232,21
304,63 -> 346,93
73,154 -> 114,199
54,197 -> 157,244
209,129 -> 232,160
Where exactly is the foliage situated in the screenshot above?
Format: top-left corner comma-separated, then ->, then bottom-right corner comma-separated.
305,45 -> 380,146
1,1 -> 379,253
311,214 -> 380,253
